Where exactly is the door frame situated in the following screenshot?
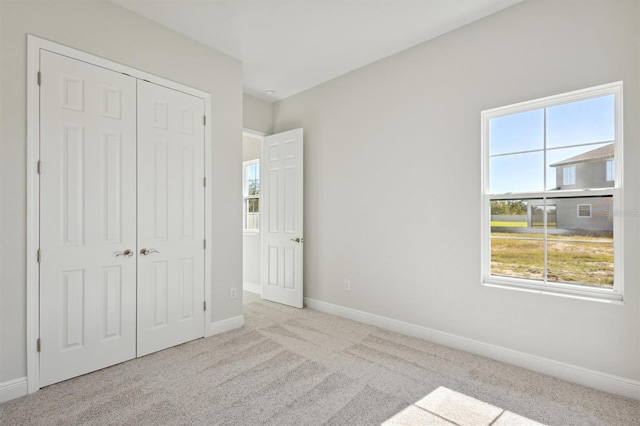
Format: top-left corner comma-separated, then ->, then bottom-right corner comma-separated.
26,35 -> 213,393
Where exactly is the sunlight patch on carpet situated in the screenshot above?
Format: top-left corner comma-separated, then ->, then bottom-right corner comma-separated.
382,386 -> 545,425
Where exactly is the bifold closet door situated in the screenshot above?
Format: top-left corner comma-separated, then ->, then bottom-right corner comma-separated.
39,50 -> 137,387
136,80 -> 206,357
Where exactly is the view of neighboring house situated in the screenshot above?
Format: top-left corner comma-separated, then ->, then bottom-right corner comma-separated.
549,143 -> 614,190
528,143 -> 614,234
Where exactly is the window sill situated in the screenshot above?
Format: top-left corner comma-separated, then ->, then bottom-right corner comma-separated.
482,277 -> 623,305
243,230 -> 260,236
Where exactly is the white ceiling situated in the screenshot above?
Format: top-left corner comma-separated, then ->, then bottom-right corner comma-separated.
111,0 -> 522,102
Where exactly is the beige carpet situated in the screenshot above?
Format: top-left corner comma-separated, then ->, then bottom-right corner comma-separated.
1,292 -> 638,425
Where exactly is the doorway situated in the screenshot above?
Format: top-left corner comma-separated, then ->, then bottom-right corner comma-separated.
242,128 -> 305,308
242,131 -> 264,297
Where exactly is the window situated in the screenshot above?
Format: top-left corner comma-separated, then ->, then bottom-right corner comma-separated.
482,82 -> 623,300
562,166 -> 576,185
577,204 -> 592,218
606,159 -> 615,182
243,159 -> 260,232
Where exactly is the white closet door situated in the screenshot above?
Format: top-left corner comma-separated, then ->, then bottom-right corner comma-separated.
39,51 -> 137,386
262,129 -> 304,308
136,80 -> 206,356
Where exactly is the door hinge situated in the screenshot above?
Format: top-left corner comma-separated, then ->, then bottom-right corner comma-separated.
37,71 -> 41,86
203,177 -> 206,187
203,301 -> 207,311
203,239 -> 206,249
203,115 -> 206,126
37,160 -> 41,174
37,338 -> 41,352
37,249 -> 41,263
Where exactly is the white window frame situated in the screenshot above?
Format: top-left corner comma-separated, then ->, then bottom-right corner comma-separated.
243,159 -> 260,233
577,204 -> 592,218
562,166 -> 576,185
481,81 -> 624,302
606,159 -> 615,182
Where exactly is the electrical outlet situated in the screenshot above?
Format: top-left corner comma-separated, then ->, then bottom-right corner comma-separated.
230,287 -> 237,299
344,280 -> 351,291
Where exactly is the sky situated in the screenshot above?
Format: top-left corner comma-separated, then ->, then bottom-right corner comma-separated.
489,95 -> 615,194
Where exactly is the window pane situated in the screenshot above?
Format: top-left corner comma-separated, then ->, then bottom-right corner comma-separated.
248,198 -> 259,213
248,179 -> 259,196
546,143 -> 613,190
247,164 -> 257,180
491,199 -> 544,281
491,238 -> 544,281
490,199 -> 531,229
245,213 -> 259,230
489,109 -> 544,155
547,241 -> 613,287
546,196 -> 613,238
547,95 -> 615,149
490,151 -> 544,194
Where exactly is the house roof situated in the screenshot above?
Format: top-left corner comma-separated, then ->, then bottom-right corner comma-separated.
550,143 -> 614,167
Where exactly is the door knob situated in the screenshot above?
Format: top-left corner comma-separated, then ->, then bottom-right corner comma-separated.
115,249 -> 133,257
140,248 -> 160,256
290,238 -> 303,243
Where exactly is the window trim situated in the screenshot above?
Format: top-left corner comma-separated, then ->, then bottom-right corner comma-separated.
481,81 -> 624,302
243,158 -> 260,234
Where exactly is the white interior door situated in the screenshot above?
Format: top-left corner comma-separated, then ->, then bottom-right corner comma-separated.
39,51 -> 137,386
136,80 -> 206,356
262,129 -> 304,308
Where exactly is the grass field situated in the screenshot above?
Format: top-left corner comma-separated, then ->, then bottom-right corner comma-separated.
491,232 -> 613,286
491,221 -> 527,228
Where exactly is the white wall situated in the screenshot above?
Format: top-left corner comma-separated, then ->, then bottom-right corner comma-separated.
243,135 -> 261,162
242,135 -> 262,291
243,94 -> 273,134
0,0 -> 243,384
273,0 -> 639,381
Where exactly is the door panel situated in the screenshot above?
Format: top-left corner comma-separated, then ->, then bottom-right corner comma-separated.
40,50 -> 137,386
262,129 -> 304,308
136,81 -> 205,357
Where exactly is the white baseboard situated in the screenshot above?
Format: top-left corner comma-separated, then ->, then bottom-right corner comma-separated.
243,281 -> 262,295
206,315 -> 245,337
304,297 -> 640,400
0,377 -> 28,403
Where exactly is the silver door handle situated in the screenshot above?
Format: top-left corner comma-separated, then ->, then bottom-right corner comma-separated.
140,248 -> 160,256
290,238 -> 303,243
115,249 -> 134,257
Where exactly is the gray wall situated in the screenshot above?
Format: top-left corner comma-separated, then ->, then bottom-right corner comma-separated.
0,0 -> 243,383
273,0 -> 639,380
555,159 -> 614,190
554,198 -> 613,233
243,94 -> 274,134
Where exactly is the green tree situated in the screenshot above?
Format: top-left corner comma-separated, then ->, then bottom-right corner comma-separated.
491,200 -> 527,215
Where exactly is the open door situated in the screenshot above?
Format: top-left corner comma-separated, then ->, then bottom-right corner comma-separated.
261,129 -> 304,308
